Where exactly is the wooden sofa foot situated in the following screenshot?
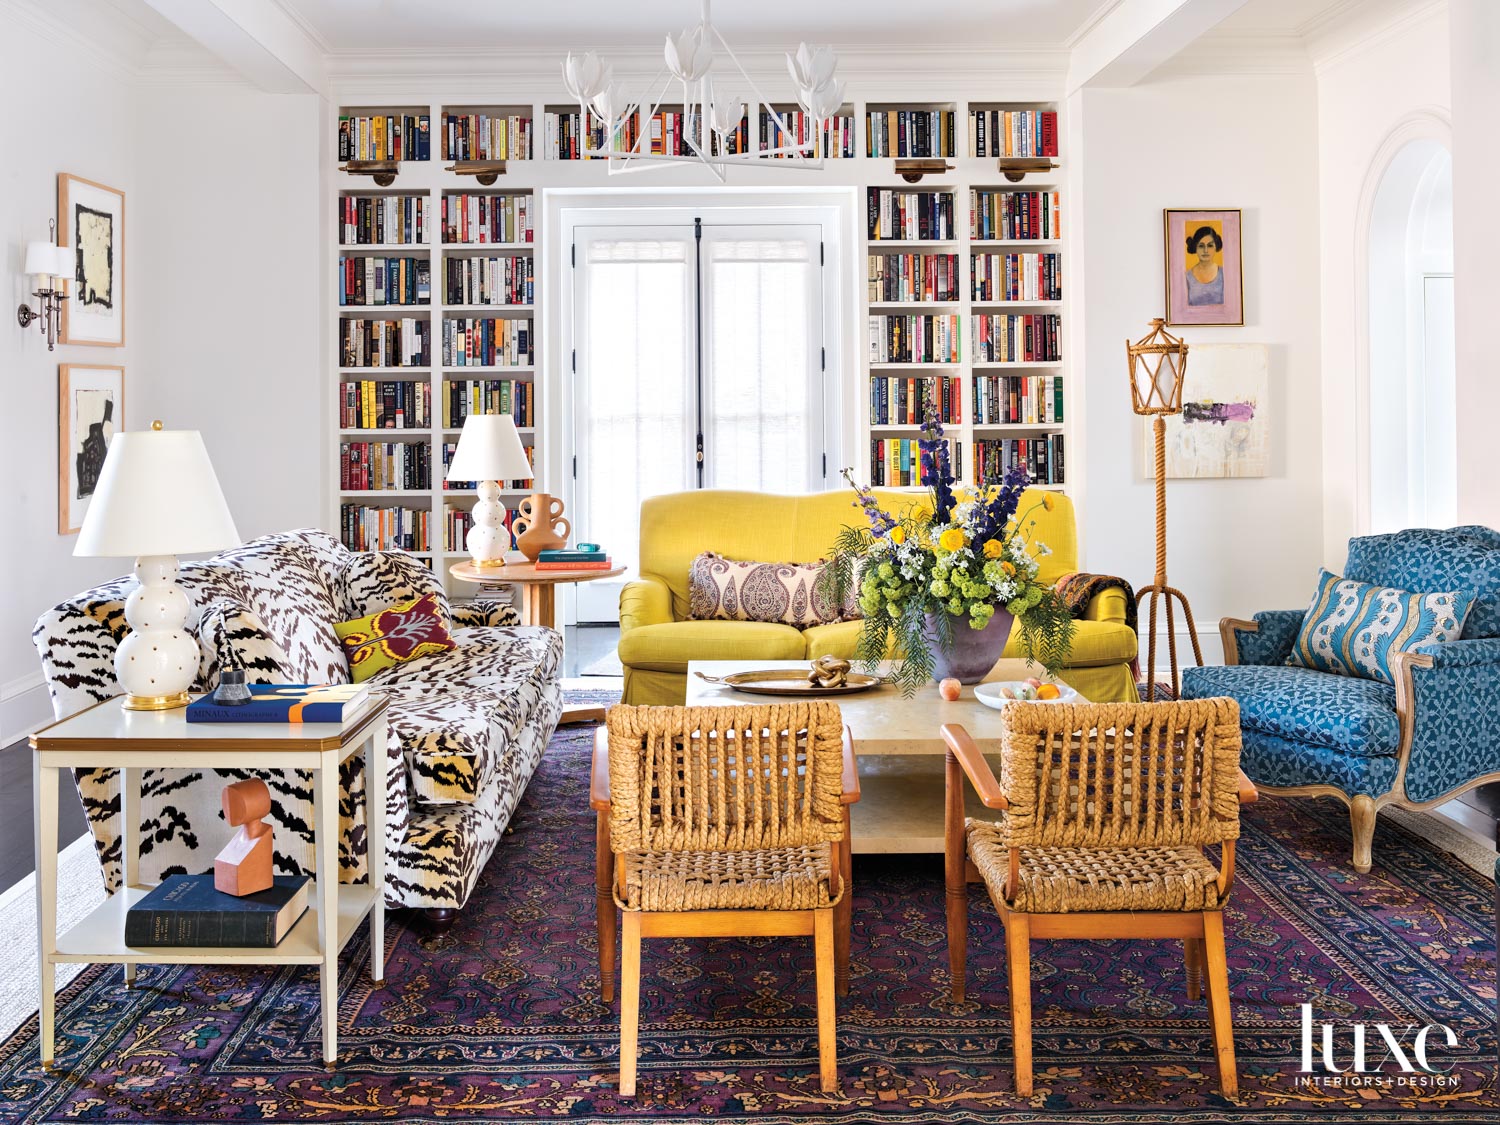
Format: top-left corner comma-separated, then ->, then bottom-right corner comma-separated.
1350,795 -> 1377,874
423,907 -> 458,933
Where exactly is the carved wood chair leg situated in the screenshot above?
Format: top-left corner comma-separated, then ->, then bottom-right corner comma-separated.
1202,911 -> 1238,1098
814,907 -> 838,1094
834,835 -> 852,998
619,911 -> 642,1097
1350,795 -> 1378,874
945,879 -> 968,1003
1006,914 -> 1033,1096
596,814 -> 616,1004
1184,937 -> 1203,1002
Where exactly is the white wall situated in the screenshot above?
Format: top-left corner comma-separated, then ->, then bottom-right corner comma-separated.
1074,73 -> 1325,662
132,86 -> 325,543
0,17 -> 140,742
1315,3 -> 1451,565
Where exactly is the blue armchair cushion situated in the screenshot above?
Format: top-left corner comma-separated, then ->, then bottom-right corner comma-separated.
1286,569 -> 1472,684
1239,728 -> 1400,797
1181,664 -> 1401,757
1346,527 -> 1500,639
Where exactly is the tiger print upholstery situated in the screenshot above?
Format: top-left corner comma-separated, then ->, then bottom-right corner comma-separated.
32,529 -> 562,913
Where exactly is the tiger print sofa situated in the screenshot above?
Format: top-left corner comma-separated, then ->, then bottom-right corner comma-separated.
33,528 -> 562,925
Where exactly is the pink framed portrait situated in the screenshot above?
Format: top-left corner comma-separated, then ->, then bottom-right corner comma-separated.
1164,208 -> 1243,326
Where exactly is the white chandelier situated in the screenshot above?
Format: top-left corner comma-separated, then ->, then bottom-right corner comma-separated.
559,0 -> 844,179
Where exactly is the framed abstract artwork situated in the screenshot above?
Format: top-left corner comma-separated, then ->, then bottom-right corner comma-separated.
1163,208 -> 1242,326
59,364 -> 124,534
58,173 -> 126,346
1144,343 -> 1267,479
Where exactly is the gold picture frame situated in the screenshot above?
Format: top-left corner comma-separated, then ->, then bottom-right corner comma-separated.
58,364 -> 124,534
1163,208 -> 1243,327
58,173 -> 126,347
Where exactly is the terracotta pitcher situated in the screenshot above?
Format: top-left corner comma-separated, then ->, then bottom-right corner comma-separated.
512,492 -> 570,561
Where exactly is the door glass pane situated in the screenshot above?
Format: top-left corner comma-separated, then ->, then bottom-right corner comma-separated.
702,235 -> 820,492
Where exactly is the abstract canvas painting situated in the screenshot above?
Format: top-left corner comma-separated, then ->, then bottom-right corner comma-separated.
58,174 -> 125,346
59,364 -> 124,534
1163,208 -> 1243,326
1145,343 -> 1268,479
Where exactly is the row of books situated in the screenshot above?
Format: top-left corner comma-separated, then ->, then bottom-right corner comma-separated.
971,252 -> 1062,303
869,376 -> 961,426
975,436 -> 1065,486
442,193 -> 534,245
869,437 -> 963,487
340,380 -> 431,430
441,441 -> 534,491
442,111 -> 532,161
443,380 -> 534,428
867,109 -> 955,158
868,252 -> 960,303
442,318 -> 534,367
969,110 -> 1059,158
341,441 -> 432,492
542,111 -> 639,160
340,318 -> 429,369
869,314 -> 962,365
971,189 -> 1061,241
973,314 -> 1061,364
340,504 -> 431,552
446,506 -> 521,553
444,255 -> 533,307
974,374 -> 1065,425
339,113 -> 431,162
339,195 -> 427,246
726,111 -> 855,159
338,257 -> 431,307
867,188 -> 956,242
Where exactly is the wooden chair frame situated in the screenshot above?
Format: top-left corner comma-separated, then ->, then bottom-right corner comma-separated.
591,722 -> 860,1096
942,718 -> 1257,1098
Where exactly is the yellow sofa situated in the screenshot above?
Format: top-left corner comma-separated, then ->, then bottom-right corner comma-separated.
617,488 -> 1138,705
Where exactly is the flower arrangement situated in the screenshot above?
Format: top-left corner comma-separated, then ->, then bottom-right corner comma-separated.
823,409 -> 1076,695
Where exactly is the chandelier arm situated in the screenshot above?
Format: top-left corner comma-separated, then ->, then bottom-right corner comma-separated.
709,27 -> 821,161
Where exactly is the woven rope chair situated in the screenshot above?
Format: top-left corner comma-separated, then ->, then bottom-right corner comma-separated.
942,697 -> 1256,1097
591,703 -> 859,1096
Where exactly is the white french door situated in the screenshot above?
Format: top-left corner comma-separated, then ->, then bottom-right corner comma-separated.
570,213 -> 832,621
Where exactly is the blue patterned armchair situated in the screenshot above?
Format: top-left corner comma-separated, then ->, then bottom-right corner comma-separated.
1181,526 -> 1500,872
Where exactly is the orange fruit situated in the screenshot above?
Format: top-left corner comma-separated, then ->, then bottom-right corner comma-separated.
1036,683 -> 1061,700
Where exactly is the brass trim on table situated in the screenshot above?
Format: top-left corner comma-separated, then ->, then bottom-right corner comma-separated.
30,696 -> 390,753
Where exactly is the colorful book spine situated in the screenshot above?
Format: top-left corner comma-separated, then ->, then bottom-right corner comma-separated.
969,190 -> 1062,241
441,317 -> 533,367
441,440 -> 534,491
868,315 -> 962,364
339,504 -> 431,552
867,252 -> 960,303
974,436 -> 1066,485
339,380 -> 429,430
443,255 -> 534,307
972,314 -> 1062,364
868,376 -> 962,425
339,318 -> 430,368
867,188 -> 956,242
868,437 -> 963,487
338,114 -> 430,162
970,252 -> 1062,303
968,109 -> 1058,158
338,195 -> 427,246
441,194 -> 533,245
973,375 -> 1064,425
441,112 -> 533,161
865,108 -> 955,157
338,257 -> 431,307
340,441 -> 431,491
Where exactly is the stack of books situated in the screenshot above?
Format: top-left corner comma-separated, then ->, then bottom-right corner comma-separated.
536,548 -> 612,572
187,684 -> 374,725
126,875 -> 310,948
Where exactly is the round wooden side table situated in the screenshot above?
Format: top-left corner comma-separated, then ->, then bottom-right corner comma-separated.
450,560 -> 626,725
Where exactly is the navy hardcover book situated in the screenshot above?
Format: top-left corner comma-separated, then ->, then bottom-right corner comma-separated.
124,875 -> 310,947
186,684 -> 370,724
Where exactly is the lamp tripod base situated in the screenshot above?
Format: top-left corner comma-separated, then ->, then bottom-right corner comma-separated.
1135,583 -> 1204,702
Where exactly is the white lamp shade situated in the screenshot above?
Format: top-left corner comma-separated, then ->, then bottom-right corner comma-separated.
74,428 -> 242,558
25,242 -> 72,281
445,413 -> 534,482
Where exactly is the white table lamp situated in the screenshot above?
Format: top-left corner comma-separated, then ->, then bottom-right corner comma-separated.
74,422 -> 241,710
445,413 -> 533,566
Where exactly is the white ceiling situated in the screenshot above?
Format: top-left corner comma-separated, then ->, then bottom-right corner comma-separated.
269,0 -> 1115,52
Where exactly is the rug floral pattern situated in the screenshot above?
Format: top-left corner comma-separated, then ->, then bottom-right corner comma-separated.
1,722 -> 1496,1123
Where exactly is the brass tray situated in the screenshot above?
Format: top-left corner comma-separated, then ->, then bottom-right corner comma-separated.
694,669 -> 883,697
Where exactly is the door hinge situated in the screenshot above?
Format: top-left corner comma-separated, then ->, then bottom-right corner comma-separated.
572,455 -> 578,479
571,242 -> 576,267
571,348 -> 577,373
819,241 -> 824,265
822,453 -> 827,478
820,346 -> 826,371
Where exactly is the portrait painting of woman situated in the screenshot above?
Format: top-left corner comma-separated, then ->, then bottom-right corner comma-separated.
1164,208 -> 1243,325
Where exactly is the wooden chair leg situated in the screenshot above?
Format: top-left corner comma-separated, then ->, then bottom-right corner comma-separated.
1006,914 -> 1033,1096
834,830 -> 853,997
596,814 -> 616,1004
619,911 -> 642,1097
814,907 -> 838,1094
1201,911 -> 1238,1098
1350,795 -> 1377,874
1184,937 -> 1203,1002
945,877 -> 968,1003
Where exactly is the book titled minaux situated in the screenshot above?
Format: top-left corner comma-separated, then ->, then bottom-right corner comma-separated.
124,875 -> 310,948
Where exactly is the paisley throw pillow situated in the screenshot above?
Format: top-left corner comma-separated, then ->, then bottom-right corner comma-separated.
334,592 -> 457,683
687,552 -> 857,628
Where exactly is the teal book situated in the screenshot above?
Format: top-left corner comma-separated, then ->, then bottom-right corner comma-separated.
124,875 -> 310,947
186,684 -> 371,724
537,549 -> 606,563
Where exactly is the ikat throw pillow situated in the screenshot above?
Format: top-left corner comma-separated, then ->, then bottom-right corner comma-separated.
335,592 -> 457,683
1286,568 -> 1473,684
688,552 -> 858,628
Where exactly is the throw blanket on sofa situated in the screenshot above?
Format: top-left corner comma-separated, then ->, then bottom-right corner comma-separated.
1055,571 -> 1140,679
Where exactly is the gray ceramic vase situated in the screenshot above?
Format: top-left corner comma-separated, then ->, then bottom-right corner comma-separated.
922,607 -> 1014,684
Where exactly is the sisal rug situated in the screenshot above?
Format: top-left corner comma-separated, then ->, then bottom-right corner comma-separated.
1,720 -> 1497,1123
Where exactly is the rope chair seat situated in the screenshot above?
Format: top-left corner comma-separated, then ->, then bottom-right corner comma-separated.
617,844 -> 841,912
966,818 -> 1227,914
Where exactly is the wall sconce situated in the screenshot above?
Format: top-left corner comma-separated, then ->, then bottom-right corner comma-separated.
445,160 -> 507,186
997,157 -> 1057,183
18,219 -> 72,352
339,159 -> 399,186
894,158 -> 952,184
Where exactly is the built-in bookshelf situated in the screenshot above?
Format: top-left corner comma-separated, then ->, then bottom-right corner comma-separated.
330,96 -> 1068,594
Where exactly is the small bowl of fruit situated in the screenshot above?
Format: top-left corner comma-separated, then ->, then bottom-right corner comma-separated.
973,677 -> 1081,711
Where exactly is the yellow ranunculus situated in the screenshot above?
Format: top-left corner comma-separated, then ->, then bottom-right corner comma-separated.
1042,494 -> 1055,511
1001,560 -> 1016,575
982,539 -> 1004,559
889,526 -> 906,545
938,528 -> 966,552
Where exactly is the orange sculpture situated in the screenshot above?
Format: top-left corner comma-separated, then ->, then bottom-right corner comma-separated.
214,778 -> 274,896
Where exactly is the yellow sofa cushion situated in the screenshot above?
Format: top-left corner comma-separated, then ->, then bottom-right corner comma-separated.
800,616 -> 1136,668
803,619 -> 866,659
616,619 -> 807,673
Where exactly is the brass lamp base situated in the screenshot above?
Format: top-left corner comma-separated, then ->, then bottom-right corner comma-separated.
122,691 -> 191,712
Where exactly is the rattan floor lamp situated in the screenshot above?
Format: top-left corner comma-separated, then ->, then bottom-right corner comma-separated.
1128,319 -> 1203,701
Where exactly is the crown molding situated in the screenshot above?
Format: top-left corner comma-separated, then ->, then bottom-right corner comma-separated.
325,44 -> 1071,103
1309,0 -> 1446,74
1,0 -> 148,79
1150,31 -> 1313,78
